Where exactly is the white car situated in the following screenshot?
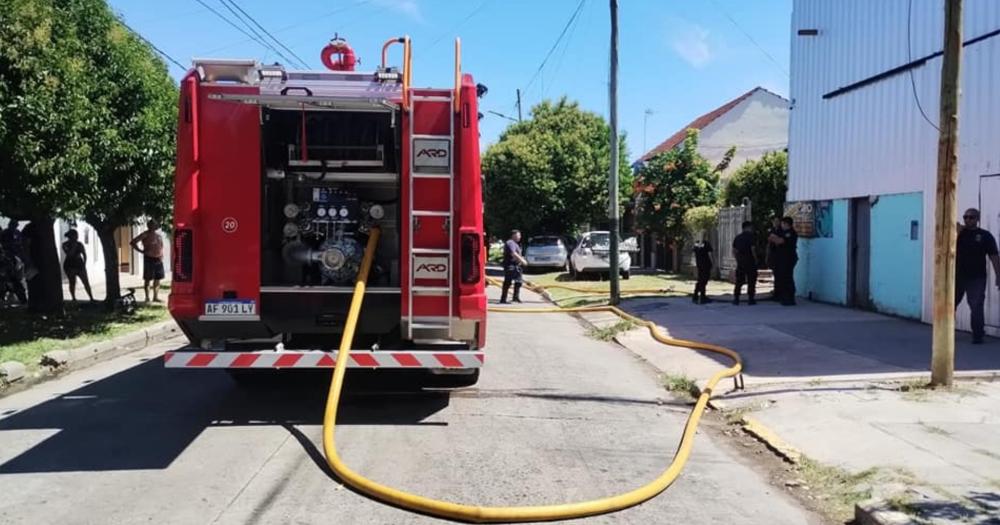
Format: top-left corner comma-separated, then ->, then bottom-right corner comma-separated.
569,231 -> 633,279
524,236 -> 570,271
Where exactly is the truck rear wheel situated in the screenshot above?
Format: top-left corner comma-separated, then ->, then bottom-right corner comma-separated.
428,369 -> 480,388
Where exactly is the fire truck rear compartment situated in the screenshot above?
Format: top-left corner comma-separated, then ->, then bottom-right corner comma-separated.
259,108 -> 402,343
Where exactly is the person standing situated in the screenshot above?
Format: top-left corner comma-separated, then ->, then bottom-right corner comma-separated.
955,208 -> 1000,344
769,217 -> 799,306
692,238 -> 714,304
766,215 -> 783,301
131,220 -> 165,302
62,229 -> 95,302
0,220 -> 23,259
500,229 -> 527,304
732,221 -> 758,305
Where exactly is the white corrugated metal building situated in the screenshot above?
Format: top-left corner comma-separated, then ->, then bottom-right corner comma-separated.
788,0 -> 1000,332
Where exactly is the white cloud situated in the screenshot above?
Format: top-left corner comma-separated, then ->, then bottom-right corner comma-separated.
375,0 -> 422,21
672,24 -> 714,68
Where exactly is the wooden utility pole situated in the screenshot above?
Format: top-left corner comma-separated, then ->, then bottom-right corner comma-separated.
608,0 -> 621,305
931,0 -> 963,387
516,88 -> 523,122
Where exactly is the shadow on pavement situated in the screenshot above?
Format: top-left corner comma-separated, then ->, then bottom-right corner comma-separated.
621,296 -> 1000,379
0,357 -> 454,474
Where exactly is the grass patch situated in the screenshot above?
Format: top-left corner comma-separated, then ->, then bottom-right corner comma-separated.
527,270 -> 733,308
795,458 -> 881,522
662,373 -> 700,399
885,493 -> 919,515
0,302 -> 170,371
586,319 -> 636,342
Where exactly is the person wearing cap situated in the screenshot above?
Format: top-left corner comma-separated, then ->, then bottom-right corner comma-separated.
500,229 -> 527,304
62,229 -> 94,302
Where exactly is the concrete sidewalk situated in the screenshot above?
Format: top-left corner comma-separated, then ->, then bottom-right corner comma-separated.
590,295 -> 1000,523
61,273 -> 166,302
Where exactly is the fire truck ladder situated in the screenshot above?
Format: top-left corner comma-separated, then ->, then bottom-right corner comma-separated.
407,91 -> 455,341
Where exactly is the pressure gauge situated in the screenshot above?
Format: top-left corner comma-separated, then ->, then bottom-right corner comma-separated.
283,203 -> 300,219
339,207 -> 350,218
282,222 -> 299,238
316,207 -> 327,218
328,207 -> 338,218
369,204 -> 385,220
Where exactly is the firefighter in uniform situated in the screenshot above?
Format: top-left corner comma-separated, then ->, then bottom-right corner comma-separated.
732,221 -> 758,305
955,208 -> 1000,344
500,229 -> 527,304
768,217 -> 798,306
692,238 -> 714,304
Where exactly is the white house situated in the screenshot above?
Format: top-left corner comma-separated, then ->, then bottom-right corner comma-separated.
634,86 -> 790,269
787,0 -> 1000,333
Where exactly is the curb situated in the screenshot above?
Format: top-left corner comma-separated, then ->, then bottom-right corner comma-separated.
0,320 -> 181,398
739,415 -> 802,463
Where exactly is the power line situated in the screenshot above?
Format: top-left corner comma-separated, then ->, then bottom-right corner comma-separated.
214,0 -> 304,68
707,0 -> 789,78
522,0 -> 587,97
202,0 -> 374,55
544,0 -> 587,97
907,0 -> 941,131
118,19 -> 187,72
429,0 -> 491,48
220,0 -> 310,68
193,0 -> 292,64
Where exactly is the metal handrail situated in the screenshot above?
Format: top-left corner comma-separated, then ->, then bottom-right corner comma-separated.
453,38 -> 461,113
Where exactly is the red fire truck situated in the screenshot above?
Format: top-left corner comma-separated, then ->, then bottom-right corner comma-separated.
165,37 -> 486,385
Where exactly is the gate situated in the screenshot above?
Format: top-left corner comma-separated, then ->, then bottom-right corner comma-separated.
716,199 -> 751,278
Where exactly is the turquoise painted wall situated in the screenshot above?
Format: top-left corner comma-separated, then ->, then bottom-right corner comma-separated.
794,199 -> 849,304
869,192 -> 923,318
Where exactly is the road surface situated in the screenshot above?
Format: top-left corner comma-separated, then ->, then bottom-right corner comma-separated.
0,291 -> 819,524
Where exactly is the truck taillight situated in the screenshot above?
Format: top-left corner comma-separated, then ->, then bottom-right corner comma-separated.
173,229 -> 193,283
461,233 -> 481,284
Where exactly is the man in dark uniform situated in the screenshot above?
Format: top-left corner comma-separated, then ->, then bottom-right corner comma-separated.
955,208 -> 1000,344
500,229 -> 527,304
692,238 -> 713,304
766,215 -> 783,301
732,221 -> 758,305
769,217 -> 799,306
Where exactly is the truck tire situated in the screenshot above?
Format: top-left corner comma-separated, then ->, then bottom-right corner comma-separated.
227,369 -> 279,388
429,369 -> 480,388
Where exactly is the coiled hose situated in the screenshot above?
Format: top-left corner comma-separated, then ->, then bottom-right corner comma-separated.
322,230 -> 743,522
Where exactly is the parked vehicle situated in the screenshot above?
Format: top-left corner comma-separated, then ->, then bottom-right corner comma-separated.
165,36 -> 486,386
569,231 -> 632,279
524,236 -> 569,271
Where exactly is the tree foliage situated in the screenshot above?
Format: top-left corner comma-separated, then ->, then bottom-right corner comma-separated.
482,98 -> 632,239
722,150 -> 788,262
633,130 -> 720,244
684,205 -> 719,236
0,0 -> 177,309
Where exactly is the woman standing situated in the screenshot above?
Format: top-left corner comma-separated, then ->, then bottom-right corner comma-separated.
62,229 -> 94,302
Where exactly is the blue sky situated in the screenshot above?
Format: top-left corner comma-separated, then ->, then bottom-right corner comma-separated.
110,0 -> 791,161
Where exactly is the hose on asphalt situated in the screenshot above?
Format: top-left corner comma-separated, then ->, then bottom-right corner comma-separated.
322,235 -> 743,522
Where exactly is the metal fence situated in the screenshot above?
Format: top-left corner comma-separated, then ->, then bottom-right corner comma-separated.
715,199 -> 752,276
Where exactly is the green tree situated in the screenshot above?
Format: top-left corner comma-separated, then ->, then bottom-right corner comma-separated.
0,0 -> 177,311
482,98 -> 631,239
684,205 -> 719,238
71,1 -> 177,307
633,130 -> 720,268
721,150 -> 788,265
0,0 -> 96,313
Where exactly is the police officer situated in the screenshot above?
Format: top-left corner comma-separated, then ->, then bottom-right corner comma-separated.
768,217 -> 798,306
766,215 -> 783,301
732,221 -> 758,305
692,238 -> 714,304
955,208 -> 1000,344
500,229 -> 527,304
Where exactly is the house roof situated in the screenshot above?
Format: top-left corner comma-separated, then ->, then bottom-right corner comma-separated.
638,86 -> 786,162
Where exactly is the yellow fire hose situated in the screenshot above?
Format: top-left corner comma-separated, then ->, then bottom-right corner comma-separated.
323,227 -> 743,522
